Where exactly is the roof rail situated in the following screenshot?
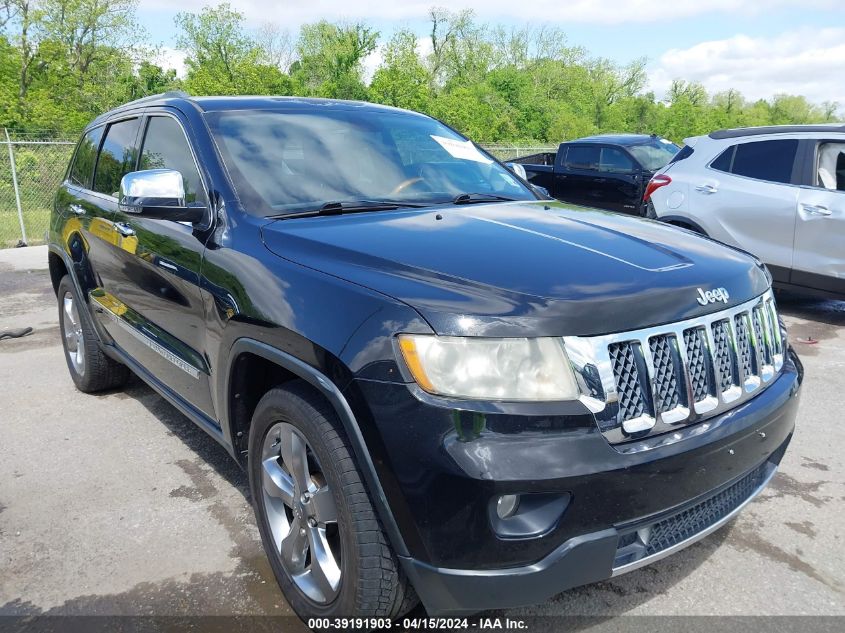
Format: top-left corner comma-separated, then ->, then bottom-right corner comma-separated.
119,90 -> 192,109
709,124 -> 845,140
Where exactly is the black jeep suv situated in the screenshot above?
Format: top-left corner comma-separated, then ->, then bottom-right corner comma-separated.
49,93 -> 802,622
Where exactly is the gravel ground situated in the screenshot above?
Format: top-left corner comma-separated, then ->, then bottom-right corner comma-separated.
1,245 -> 843,628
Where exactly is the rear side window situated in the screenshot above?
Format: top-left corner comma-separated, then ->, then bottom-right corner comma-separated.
711,139 -> 798,185
139,117 -> 207,204
710,147 -> 733,172
564,145 -> 600,170
69,127 -> 104,188
669,145 -> 694,164
598,147 -> 635,173
93,118 -> 141,196
816,142 -> 845,191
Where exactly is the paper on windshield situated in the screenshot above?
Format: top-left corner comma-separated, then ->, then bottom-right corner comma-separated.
431,135 -> 493,164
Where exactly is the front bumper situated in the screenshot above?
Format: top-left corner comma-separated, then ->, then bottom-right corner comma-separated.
345,348 -> 801,615
402,452 -> 783,615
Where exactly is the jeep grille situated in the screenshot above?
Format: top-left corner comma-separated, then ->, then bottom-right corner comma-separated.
564,290 -> 785,447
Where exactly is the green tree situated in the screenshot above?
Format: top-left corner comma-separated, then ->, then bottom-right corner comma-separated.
370,30 -> 431,111
769,94 -> 821,125
0,1 -> 841,143
1,0 -> 146,134
293,21 -> 377,99
175,2 -> 252,84
586,57 -> 647,129
175,2 -> 291,96
427,7 -> 493,89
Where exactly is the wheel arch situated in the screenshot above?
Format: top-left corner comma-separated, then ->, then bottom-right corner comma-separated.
660,214 -> 708,235
48,232 -> 98,300
47,243 -> 98,319
223,337 -> 410,558
48,248 -> 68,296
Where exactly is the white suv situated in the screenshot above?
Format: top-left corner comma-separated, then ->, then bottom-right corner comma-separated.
645,125 -> 844,297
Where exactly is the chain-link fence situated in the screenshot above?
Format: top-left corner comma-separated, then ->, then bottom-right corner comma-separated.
1,130 -> 75,249
0,138 -> 553,250
484,145 -> 557,160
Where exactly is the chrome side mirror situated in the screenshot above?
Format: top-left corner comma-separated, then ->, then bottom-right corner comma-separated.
119,169 -> 205,223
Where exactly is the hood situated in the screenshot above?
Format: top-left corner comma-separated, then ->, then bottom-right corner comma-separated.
261,201 -> 770,337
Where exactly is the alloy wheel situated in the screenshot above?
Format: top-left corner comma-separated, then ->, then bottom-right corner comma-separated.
261,422 -> 342,604
62,291 -> 85,376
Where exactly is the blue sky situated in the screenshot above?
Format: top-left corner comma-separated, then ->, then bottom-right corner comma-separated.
137,1 -> 845,105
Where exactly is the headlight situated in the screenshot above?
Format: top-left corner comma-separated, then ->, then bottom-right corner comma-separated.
398,335 -> 579,401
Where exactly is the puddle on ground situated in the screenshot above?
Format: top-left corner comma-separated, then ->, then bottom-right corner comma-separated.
728,523 -> 842,593
758,472 -> 832,508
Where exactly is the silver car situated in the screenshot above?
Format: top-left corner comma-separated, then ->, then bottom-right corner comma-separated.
645,125 -> 845,297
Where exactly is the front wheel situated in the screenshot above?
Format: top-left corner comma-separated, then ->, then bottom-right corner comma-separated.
248,382 -> 417,621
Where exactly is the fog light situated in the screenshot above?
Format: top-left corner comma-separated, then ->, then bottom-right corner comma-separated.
496,494 -> 520,519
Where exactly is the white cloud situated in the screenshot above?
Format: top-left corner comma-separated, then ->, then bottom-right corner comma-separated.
138,0 -> 840,26
141,1 -> 844,108
649,28 -> 845,105
155,46 -> 188,79
361,49 -> 383,84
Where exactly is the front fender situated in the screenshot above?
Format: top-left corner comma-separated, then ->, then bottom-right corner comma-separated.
222,337 -> 411,560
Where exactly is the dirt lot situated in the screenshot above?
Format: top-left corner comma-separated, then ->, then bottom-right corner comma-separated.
1,246 -> 844,627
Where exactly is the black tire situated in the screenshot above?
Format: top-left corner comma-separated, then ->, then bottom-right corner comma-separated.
645,200 -> 658,219
57,275 -> 130,393
248,382 -> 418,622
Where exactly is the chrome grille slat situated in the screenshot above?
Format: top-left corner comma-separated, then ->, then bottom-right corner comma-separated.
752,306 -> 771,367
766,299 -> 785,371
734,313 -> 753,378
564,290 -> 785,447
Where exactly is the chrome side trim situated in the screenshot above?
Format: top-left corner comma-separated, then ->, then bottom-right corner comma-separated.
610,462 -> 777,577
90,290 -> 202,379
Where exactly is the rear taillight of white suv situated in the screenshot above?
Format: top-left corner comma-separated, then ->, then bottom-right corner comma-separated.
643,174 -> 672,202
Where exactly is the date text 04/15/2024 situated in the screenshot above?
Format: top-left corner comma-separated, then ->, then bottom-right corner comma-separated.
307,618 -> 528,630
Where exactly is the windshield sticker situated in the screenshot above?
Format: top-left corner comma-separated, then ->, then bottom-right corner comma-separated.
430,135 -> 493,164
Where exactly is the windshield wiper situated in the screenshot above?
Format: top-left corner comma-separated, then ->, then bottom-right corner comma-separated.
451,193 -> 519,205
271,199 -> 428,219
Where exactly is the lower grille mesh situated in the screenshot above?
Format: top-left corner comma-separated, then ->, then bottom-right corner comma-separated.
643,462 -> 767,556
613,461 -> 770,569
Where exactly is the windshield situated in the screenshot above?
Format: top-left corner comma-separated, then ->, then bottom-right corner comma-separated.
204,108 -> 536,216
627,139 -> 680,171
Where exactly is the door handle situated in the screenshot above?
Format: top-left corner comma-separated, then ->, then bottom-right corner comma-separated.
114,222 -> 135,237
69,204 -> 85,215
695,184 -> 718,194
800,203 -> 831,216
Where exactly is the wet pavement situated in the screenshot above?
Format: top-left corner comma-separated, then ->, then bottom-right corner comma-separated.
1,246 -> 843,624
